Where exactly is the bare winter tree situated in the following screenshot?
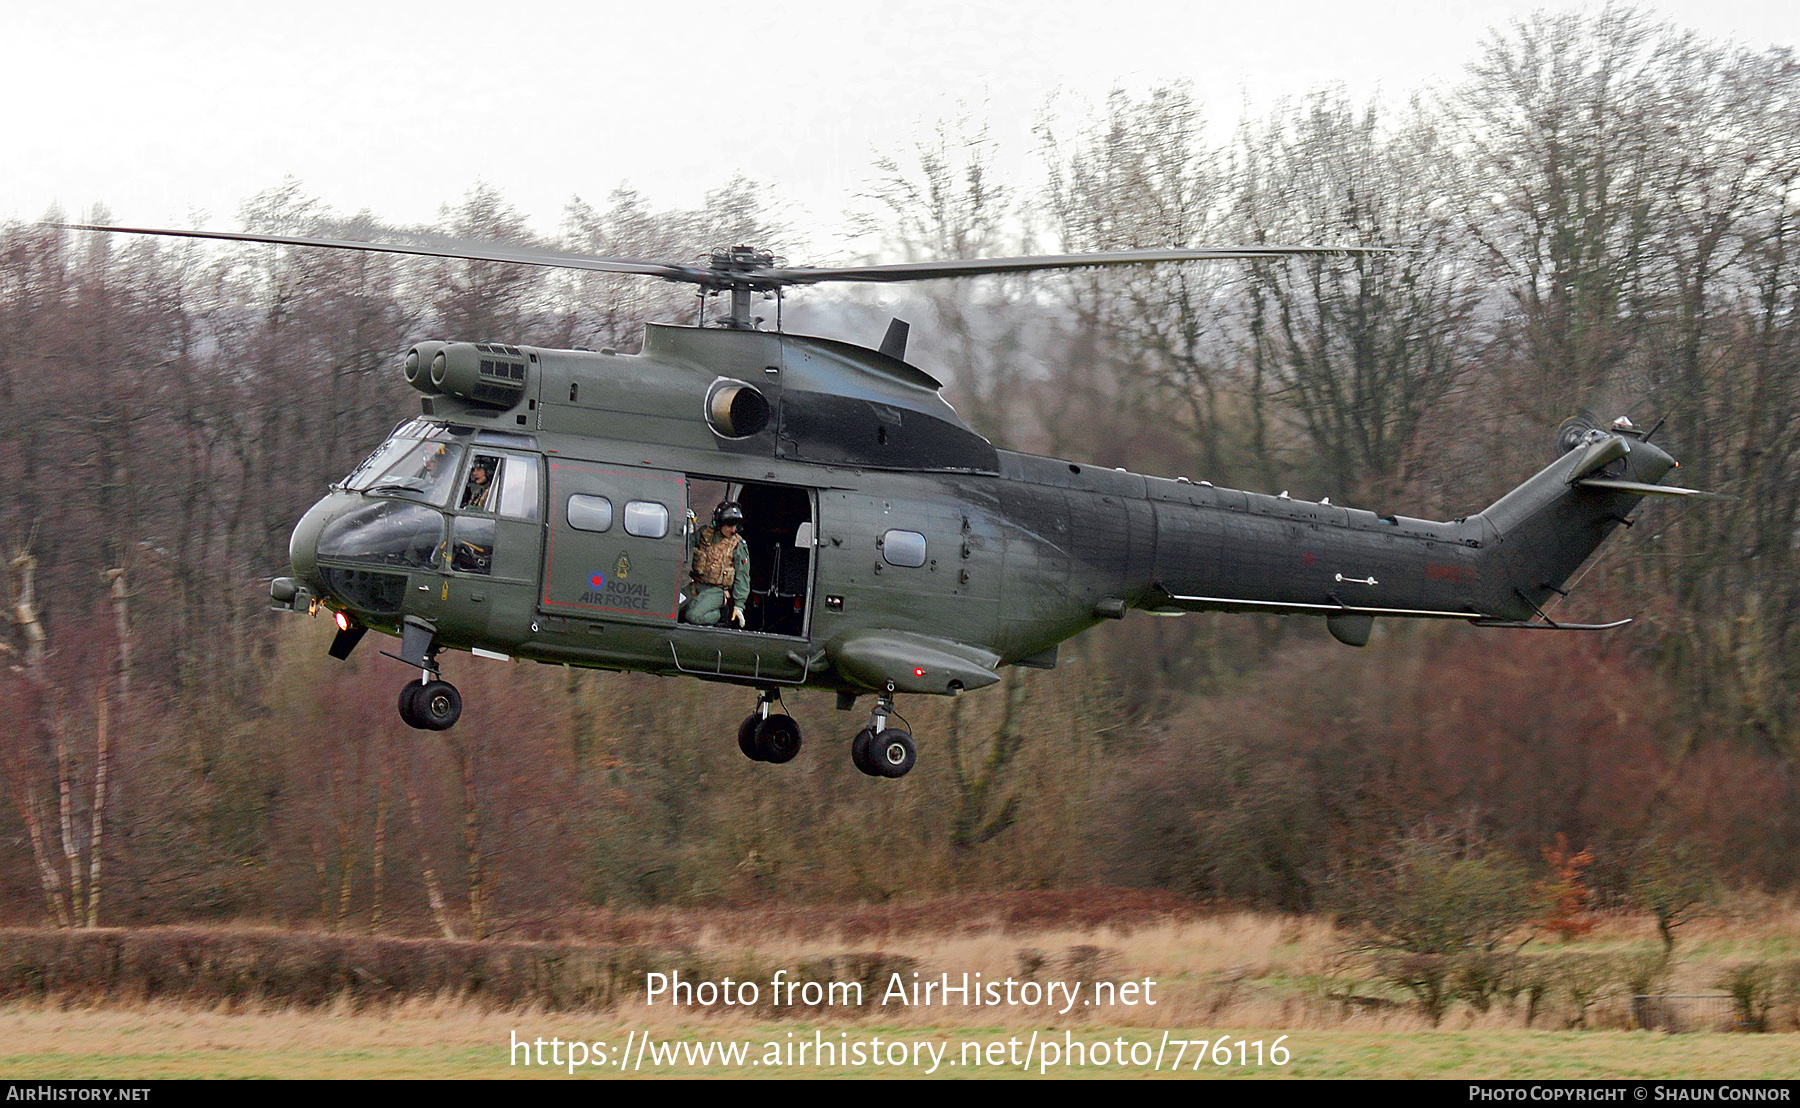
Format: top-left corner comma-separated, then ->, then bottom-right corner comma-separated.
1041,85 -> 1247,480
557,176 -> 787,352
1461,9 -> 1800,750
1459,7 -> 1667,425
1629,42 -> 1800,750
853,114 -> 1041,448
1236,91 -> 1483,507
430,182 -> 552,344
0,547 -> 114,928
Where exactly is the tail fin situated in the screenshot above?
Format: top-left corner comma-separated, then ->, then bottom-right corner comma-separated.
1472,424 -> 1678,622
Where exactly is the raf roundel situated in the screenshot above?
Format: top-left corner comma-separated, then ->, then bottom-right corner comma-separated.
588,572 -> 606,590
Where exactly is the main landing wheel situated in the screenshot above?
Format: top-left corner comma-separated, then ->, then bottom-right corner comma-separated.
399,682 -> 425,724
739,690 -> 800,764
851,727 -> 880,776
737,713 -> 764,761
753,715 -> 803,764
399,679 -> 461,731
852,727 -> 915,779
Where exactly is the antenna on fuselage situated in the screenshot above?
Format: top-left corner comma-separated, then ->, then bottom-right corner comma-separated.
879,319 -> 910,361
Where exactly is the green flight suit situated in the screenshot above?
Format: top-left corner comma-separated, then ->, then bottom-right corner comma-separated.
682,526 -> 750,625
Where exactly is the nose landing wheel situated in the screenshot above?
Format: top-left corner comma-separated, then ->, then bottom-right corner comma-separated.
399,678 -> 462,731
737,689 -> 802,764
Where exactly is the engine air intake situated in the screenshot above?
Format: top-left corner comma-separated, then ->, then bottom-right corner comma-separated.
413,341 -> 529,409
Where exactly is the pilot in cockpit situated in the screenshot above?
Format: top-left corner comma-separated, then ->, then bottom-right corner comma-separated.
460,458 -> 494,510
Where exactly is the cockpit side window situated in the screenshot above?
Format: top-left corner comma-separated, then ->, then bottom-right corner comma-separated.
451,516 -> 496,575
497,454 -> 541,521
460,454 -> 503,512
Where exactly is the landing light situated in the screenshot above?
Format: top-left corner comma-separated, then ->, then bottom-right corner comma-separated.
335,611 -> 350,631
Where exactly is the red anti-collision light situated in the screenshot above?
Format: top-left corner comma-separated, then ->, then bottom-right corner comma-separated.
913,667 -> 925,677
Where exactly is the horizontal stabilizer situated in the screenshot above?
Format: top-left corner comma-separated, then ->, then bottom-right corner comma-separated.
1576,478 -> 1733,500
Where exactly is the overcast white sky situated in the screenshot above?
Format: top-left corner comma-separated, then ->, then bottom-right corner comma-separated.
10,1 -> 1797,255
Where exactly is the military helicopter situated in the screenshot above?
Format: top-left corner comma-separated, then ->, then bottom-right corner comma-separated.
64,223 -> 1724,779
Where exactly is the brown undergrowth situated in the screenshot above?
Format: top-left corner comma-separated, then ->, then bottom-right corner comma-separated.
4,893 -> 1798,1031
507,887 -> 1208,944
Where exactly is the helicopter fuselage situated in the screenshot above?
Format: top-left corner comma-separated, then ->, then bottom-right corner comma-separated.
277,321 -> 1674,702
60,223 -> 1679,770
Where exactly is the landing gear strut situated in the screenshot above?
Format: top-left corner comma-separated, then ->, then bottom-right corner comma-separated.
851,683 -> 915,779
737,689 -> 802,764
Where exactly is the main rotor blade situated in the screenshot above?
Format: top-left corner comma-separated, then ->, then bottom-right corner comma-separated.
764,245 -> 1385,284
49,224 -> 1387,290
48,223 -> 705,282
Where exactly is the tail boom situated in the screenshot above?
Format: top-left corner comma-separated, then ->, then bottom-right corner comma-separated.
1131,429 -> 1679,643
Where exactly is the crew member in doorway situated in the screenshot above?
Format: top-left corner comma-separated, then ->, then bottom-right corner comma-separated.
682,501 -> 750,627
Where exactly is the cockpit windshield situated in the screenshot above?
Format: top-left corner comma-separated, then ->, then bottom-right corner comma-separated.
360,441 -> 467,506
340,422 -> 465,495
341,437 -> 418,491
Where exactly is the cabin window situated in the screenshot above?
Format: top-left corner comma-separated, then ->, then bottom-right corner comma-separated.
623,500 -> 669,538
497,454 -> 541,521
567,494 -> 613,532
881,529 -> 927,567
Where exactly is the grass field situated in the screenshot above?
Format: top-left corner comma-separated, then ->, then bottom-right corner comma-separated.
5,1005 -> 1799,1079
3,896 -> 1798,1079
